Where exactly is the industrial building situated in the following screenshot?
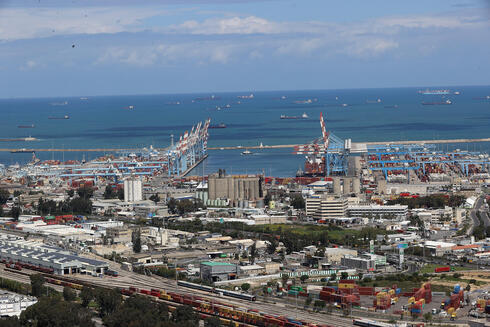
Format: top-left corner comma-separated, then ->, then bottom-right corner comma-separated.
347,204 -> 408,219
124,177 -> 143,202
323,247 -> 358,264
0,291 -> 37,317
0,235 -> 108,275
207,170 -> 262,205
306,195 -> 348,220
200,261 -> 238,282
341,255 -> 375,271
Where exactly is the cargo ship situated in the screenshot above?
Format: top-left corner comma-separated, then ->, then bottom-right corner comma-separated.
48,115 -> 70,119
17,124 -> 35,128
237,93 -> 254,99
422,99 -> 452,105
280,112 -> 309,119
209,123 -> 227,129
296,155 -> 325,177
418,89 -> 450,95
11,148 -> 35,153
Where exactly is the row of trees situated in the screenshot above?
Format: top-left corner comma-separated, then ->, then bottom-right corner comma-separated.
387,194 -> 466,209
167,198 -> 206,215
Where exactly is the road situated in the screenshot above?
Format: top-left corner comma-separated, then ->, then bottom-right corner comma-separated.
469,196 -> 490,235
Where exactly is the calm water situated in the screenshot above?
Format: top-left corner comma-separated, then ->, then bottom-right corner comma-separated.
1,86 -> 489,176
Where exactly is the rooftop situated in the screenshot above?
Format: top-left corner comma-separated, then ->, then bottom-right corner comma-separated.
201,261 -> 235,267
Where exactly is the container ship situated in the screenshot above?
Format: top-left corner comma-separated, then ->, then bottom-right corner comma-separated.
48,115 -> 70,119
422,99 -> 452,105
209,123 -> 227,129
280,112 -> 309,120
11,148 -> 35,153
17,124 -> 35,128
418,89 -> 450,95
296,155 -> 325,177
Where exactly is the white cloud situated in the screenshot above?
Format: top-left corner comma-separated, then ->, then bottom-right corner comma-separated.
0,7 -> 168,41
19,60 -> 38,71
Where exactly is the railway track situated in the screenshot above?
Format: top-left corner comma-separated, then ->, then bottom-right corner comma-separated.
2,266 -> 353,327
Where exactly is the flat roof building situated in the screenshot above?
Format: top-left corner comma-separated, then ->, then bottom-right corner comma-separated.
200,261 -> 238,282
0,234 -> 108,275
306,195 -> 348,220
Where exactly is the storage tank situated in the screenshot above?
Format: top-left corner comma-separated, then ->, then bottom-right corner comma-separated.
352,178 -> 361,194
333,178 -> 341,194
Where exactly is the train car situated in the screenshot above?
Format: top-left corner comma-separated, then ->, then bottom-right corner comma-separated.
105,269 -> 118,277
219,289 -> 256,301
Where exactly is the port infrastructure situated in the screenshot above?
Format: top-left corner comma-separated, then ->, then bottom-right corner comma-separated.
290,113 -> 490,178
10,119 -> 211,182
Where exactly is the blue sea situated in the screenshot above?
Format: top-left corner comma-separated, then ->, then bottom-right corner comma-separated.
1,86 -> 489,176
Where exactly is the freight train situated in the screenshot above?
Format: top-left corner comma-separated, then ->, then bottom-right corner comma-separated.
177,280 -> 256,301
4,266 -> 329,327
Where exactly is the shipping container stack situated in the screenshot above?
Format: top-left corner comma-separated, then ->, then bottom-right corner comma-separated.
448,284 -> 464,311
374,291 -> 391,310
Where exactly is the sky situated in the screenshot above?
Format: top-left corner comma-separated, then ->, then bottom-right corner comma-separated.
1,0 -> 490,98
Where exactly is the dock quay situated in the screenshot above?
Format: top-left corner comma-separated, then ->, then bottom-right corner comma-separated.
0,137 -> 489,153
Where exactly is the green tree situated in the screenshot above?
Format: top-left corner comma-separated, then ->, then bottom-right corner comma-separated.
104,295 -> 169,327
30,274 -> 45,297
95,288 -> 122,316
77,186 -> 94,199
241,283 -> 251,292
281,274 -> 289,287
340,272 -> 349,280
63,286 -> 77,302
80,287 -> 94,307
305,296 -> 313,308
290,194 -> 305,209
20,296 -> 94,327
10,206 -> 21,221
172,305 -> 198,325
204,316 -> 222,327
330,273 -> 337,282
423,312 -> 432,323
67,189 -> 75,197
0,189 -> 10,205
149,194 -> 160,204
132,229 -> 142,253
167,198 -> 177,214
249,242 -> 257,264
117,188 -> 124,200
300,275 -> 309,283
103,185 -> 116,199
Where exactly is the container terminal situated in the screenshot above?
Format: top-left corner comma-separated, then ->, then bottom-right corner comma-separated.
0,114 -> 489,326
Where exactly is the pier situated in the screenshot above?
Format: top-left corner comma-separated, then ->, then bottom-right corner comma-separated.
0,137 -> 489,153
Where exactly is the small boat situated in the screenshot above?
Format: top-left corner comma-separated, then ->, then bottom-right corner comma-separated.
422,99 -> 452,105
384,105 -> 398,109
18,124 -> 35,128
209,123 -> 227,129
241,149 -> 252,155
48,115 -> 70,119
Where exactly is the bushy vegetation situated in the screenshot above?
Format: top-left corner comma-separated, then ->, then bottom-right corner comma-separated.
387,194 -> 466,209
168,219 -> 390,254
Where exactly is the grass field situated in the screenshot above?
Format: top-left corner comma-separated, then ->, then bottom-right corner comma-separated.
420,264 -> 468,274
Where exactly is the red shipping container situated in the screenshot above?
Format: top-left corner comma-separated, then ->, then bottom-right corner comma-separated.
339,279 -> 356,284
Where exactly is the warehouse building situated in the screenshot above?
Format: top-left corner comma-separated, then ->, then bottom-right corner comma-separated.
0,235 -> 108,275
341,255 -> 375,271
347,204 -> 408,219
200,261 -> 238,282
